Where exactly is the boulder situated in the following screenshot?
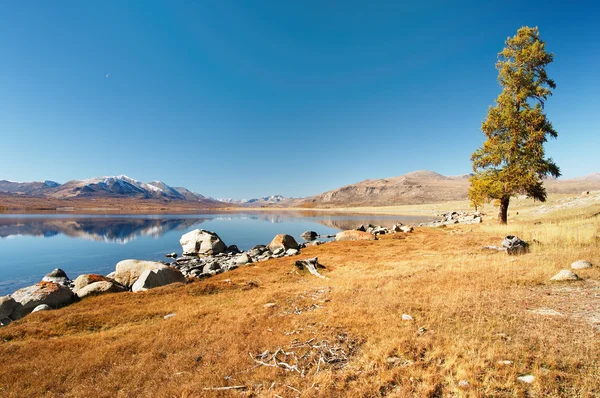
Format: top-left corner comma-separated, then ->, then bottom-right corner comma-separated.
286,248 -> 299,256
501,235 -> 529,255
400,226 -> 414,233
0,318 -> 12,327
267,234 -> 299,252
131,266 -> 186,292
42,268 -> 71,287
0,296 -> 17,319
32,304 -> 52,313
571,260 -> 592,270
235,253 -> 253,265
226,245 -> 240,254
550,270 -> 580,281
300,231 -> 319,240
10,282 -> 74,319
335,230 -> 377,242
73,274 -> 114,293
77,281 -> 127,298
114,259 -> 167,288
180,229 -> 227,256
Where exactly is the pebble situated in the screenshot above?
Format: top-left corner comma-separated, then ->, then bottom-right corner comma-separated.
163,313 -> 177,320
517,375 -> 535,384
402,314 -> 414,321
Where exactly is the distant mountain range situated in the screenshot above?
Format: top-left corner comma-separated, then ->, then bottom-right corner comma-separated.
0,175 -> 211,202
1,171 -> 599,210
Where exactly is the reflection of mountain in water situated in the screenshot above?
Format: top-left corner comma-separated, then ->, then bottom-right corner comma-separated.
0,218 -> 210,244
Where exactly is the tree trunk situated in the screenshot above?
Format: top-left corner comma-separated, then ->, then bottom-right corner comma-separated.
498,196 -> 510,224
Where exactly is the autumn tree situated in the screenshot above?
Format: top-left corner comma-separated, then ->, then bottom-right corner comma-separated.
469,26 -> 560,224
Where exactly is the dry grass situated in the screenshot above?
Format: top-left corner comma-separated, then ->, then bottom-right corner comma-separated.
1,202 -> 599,397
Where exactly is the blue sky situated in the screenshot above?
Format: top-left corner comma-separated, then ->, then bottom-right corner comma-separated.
0,1 -> 598,198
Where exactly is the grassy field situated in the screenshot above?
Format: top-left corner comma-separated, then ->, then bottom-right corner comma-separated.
0,195 -> 599,397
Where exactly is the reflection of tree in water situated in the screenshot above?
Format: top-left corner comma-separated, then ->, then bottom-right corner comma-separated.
0,217 -> 210,243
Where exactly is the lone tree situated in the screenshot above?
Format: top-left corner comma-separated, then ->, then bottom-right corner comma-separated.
470,26 -> 560,224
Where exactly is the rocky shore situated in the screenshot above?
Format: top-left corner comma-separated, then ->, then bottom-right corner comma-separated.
0,211 -> 484,327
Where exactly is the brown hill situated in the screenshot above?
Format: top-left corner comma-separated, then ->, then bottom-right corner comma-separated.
303,170 -> 600,207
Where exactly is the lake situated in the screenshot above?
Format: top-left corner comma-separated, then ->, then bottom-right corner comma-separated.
0,212 -> 435,295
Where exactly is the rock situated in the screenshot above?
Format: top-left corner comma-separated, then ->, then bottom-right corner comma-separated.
0,318 -> 12,327
264,303 -> 277,308
114,259 -> 167,288
226,245 -> 240,254
32,304 -> 52,313
300,231 -> 318,240
517,375 -> 535,384
391,224 -> 403,232
0,296 -> 17,319
497,360 -> 513,366
165,252 -> 178,258
401,314 -> 414,321
42,268 -> 71,287
180,229 -> 227,256
295,257 -> 326,278
77,281 -> 127,298
355,225 -> 366,232
372,227 -> 387,235
501,235 -> 529,255
106,271 -> 116,279
235,253 -> 253,265
285,248 -> 299,256
571,260 -> 592,270
10,282 -> 74,319
163,313 -> 177,319
550,269 -> 580,281
400,226 -> 414,233
458,380 -> 469,388
385,356 -> 414,367
267,234 -> 299,252
131,266 -> 186,292
272,247 -> 285,256
73,274 -> 113,293
335,230 -> 377,242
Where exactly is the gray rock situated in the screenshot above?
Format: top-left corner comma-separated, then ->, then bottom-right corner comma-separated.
32,304 -> 52,313
402,314 -> 414,321
165,252 -> 178,258
77,281 -> 127,298
114,259 -> 168,288
517,375 -> 535,384
42,268 -> 71,287
10,282 -> 74,319
501,235 -> 529,255
400,226 -> 414,233
571,260 -> 592,270
273,247 -> 285,255
300,231 -> 318,240
550,269 -> 580,281
355,225 -> 366,232
131,266 -> 186,292
267,234 -> 299,252
226,245 -> 240,254
163,313 -> 177,320
180,229 -> 227,256
0,318 -> 12,327
0,296 -> 17,319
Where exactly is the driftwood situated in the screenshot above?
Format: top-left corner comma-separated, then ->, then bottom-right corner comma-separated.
295,257 -> 327,279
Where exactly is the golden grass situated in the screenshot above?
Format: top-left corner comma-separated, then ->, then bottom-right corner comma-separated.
1,201 -> 599,397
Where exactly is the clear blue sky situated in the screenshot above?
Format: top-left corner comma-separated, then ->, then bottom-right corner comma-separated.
1,1 -> 598,198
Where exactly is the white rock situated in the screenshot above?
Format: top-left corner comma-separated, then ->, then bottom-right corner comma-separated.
32,304 -> 52,313
550,269 -> 580,281
458,380 -> 469,388
114,259 -> 167,287
571,260 -> 592,270
180,229 -> 227,256
264,303 -> 277,308
497,360 -> 513,366
163,313 -> 177,320
131,266 -> 186,292
517,375 -> 535,384
402,314 -> 414,321
285,248 -> 299,256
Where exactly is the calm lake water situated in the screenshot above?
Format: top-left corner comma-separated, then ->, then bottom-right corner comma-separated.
0,212 -> 435,295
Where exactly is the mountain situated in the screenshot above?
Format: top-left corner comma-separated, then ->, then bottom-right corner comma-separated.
216,194 -> 298,207
303,170 -> 600,207
0,175 -> 216,203
0,180 -> 60,196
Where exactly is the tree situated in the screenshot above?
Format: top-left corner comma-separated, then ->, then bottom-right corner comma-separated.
469,26 -> 560,224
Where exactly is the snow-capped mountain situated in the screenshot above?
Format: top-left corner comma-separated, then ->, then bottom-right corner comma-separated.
216,194 -> 294,206
0,175 -> 212,202
0,180 -> 60,196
